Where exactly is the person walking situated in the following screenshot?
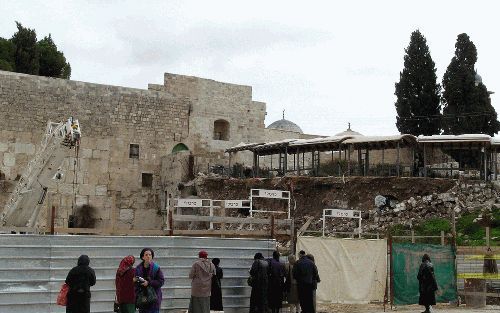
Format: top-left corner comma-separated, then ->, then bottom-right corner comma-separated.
306,254 -> 320,313
135,248 -> 165,313
65,255 -> 96,313
189,250 -> 216,313
249,252 -> 269,313
115,255 -> 136,313
210,258 -> 224,311
285,255 -> 300,313
293,250 -> 319,313
268,251 -> 286,313
417,254 -> 438,313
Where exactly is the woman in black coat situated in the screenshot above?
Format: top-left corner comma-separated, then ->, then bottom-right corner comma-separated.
210,258 -> 224,311
65,255 -> 96,313
417,254 -> 438,313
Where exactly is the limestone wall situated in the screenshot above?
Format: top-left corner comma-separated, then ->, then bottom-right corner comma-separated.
0,70 -> 190,230
162,73 -> 267,155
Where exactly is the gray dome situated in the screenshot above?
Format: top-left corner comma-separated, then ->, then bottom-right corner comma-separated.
335,124 -> 363,136
267,119 -> 303,133
475,72 -> 482,86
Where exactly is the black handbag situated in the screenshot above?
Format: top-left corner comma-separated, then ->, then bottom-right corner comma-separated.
136,285 -> 158,309
113,302 -> 121,313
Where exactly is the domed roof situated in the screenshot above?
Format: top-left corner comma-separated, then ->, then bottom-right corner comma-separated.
267,118 -> 303,133
335,123 -> 363,136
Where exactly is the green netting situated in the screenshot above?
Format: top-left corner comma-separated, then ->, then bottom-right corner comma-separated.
392,243 -> 457,305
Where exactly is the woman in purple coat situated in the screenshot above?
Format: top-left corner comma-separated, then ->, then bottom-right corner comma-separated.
135,248 -> 165,313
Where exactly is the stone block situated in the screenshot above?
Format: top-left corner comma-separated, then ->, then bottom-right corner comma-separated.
79,184 -> 96,196
58,183 -> 75,195
92,150 -> 100,159
2,153 -> 15,167
80,148 -> 93,158
75,195 -> 88,206
96,185 -> 108,196
96,138 -> 110,151
0,142 -> 9,152
14,143 -> 35,155
119,208 -> 134,221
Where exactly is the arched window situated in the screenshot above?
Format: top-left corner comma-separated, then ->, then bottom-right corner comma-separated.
172,143 -> 189,153
213,119 -> 230,141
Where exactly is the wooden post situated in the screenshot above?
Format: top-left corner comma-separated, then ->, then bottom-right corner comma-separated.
297,148 -> 301,176
486,226 -> 490,248
168,210 -> 173,236
389,233 -> 394,309
347,147 -> 351,176
382,148 -> 385,176
441,230 -> 445,245
284,146 -> 288,176
411,229 -> 415,243
50,205 -> 55,235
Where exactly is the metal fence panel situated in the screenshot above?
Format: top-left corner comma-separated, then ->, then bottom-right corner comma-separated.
0,234 -> 276,313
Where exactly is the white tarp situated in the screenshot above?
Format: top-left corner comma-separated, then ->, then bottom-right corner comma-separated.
296,236 -> 387,304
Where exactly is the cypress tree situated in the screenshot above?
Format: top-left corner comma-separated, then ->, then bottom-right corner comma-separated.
442,33 -> 500,135
395,30 -> 441,135
11,22 -> 39,75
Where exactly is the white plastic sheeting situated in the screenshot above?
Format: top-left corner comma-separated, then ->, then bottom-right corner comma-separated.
296,236 -> 387,304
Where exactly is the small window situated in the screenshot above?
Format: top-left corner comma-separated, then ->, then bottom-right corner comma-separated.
213,119 -> 230,141
142,173 -> 153,188
130,144 -> 139,159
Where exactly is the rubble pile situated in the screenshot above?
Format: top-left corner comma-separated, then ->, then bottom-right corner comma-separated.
318,181 -> 500,234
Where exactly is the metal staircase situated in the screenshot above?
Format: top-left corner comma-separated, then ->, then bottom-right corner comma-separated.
1,118 -> 81,227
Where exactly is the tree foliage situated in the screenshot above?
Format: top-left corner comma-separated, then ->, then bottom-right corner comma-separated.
395,30 -> 441,135
11,22 -> 39,75
38,34 -> 71,78
0,37 -> 15,71
442,33 -> 499,135
0,21 -> 71,79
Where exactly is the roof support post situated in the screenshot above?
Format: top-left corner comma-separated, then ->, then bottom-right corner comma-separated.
396,142 -> 400,177
484,143 -> 488,181
297,148 -> 301,176
357,148 -> 362,176
347,146 -> 351,176
228,152 -> 232,177
494,148 -> 498,180
316,150 -> 320,176
311,150 -> 315,176
284,146 -> 288,176
381,147 -> 385,176
256,153 -> 260,177
365,149 -> 370,176
253,152 -> 257,178
423,144 -> 427,177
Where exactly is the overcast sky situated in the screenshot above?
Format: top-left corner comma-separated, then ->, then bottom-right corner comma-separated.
2,0 -> 499,136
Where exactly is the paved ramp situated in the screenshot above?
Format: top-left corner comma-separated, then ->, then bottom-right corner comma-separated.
0,234 -> 276,313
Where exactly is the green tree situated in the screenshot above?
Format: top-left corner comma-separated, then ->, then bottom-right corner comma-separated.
0,37 -> 16,71
38,34 -> 71,78
442,33 -> 500,135
395,30 -> 441,135
11,22 -> 39,74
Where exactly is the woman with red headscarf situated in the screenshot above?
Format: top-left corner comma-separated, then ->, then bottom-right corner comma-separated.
188,250 -> 216,313
115,255 -> 136,313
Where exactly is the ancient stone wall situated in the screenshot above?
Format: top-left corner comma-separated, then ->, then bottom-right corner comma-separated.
0,70 -> 190,230
162,73 -> 267,155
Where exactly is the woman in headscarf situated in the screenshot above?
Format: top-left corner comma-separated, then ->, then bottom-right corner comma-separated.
249,252 -> 269,313
135,248 -> 165,313
65,255 -> 96,313
210,258 -> 224,311
189,250 -> 216,313
268,251 -> 286,313
115,255 -> 136,313
285,255 -> 300,313
417,254 -> 438,313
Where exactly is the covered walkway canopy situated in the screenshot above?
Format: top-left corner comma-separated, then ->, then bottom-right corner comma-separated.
226,135 -> 418,177
226,134 -> 500,180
